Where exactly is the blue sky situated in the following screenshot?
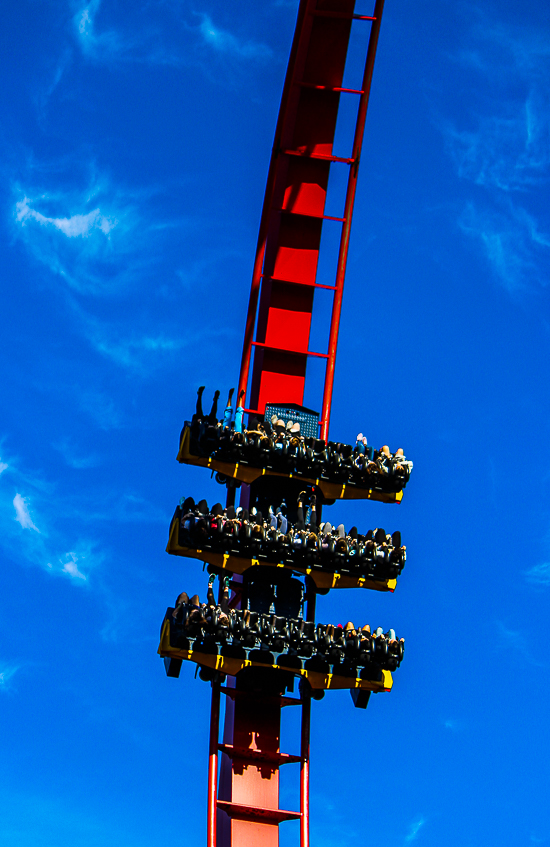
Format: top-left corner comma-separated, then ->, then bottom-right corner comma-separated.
1,1 -> 550,845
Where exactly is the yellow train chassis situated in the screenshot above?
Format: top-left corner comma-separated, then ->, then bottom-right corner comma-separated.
158,618 -> 392,693
166,519 -> 396,592
177,426 -> 403,505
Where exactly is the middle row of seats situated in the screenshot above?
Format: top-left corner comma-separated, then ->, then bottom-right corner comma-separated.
172,496 -> 406,581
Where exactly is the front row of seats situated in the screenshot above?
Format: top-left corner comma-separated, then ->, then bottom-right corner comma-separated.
184,417 -> 412,494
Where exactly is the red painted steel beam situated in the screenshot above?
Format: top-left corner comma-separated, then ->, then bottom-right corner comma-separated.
300,695 -> 311,847
238,0 -> 359,415
220,689 -> 285,847
320,0 -> 385,441
300,584 -> 315,847
208,682 -> 221,847
237,0 -> 312,408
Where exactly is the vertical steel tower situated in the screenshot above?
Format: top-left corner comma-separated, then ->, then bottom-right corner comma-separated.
159,2 -> 410,846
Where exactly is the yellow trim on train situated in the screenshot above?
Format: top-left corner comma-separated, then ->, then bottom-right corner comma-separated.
158,619 -> 393,693
176,426 -> 403,505
166,519 -> 397,593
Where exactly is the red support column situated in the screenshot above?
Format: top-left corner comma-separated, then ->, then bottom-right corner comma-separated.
300,695 -> 311,847
228,694 -> 283,847
212,4 -> 388,847
217,689 -> 303,847
208,681 -> 221,847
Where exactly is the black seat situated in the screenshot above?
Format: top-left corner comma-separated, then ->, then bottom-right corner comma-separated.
274,578 -> 303,618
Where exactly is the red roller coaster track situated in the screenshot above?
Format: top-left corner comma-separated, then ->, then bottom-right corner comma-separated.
238,0 -> 385,443
207,2 -> 386,845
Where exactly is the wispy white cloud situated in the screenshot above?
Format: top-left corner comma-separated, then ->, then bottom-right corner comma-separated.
77,0 -> 98,41
445,92 -> 550,192
1,449 -> 101,583
75,295 -> 231,370
92,333 -> 184,368
37,48 -> 73,119
74,492 -> 167,525
197,14 -> 272,60
10,160 -> 213,374
525,562 -> 550,586
405,815 -> 426,843
309,791 -> 360,845
58,551 -> 88,581
496,621 -> 547,667
13,493 -> 40,532
16,197 -> 117,238
0,461 -> 8,475
460,20 -> 550,79
53,439 -> 100,470
71,0 -> 272,67
74,0 -> 124,61
77,389 -> 122,430
458,202 -> 550,294
444,19 -> 550,296
12,175 -> 138,296
0,664 -> 20,690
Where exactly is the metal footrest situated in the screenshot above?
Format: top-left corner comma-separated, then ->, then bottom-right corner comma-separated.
217,801 -> 301,823
218,744 -> 302,765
